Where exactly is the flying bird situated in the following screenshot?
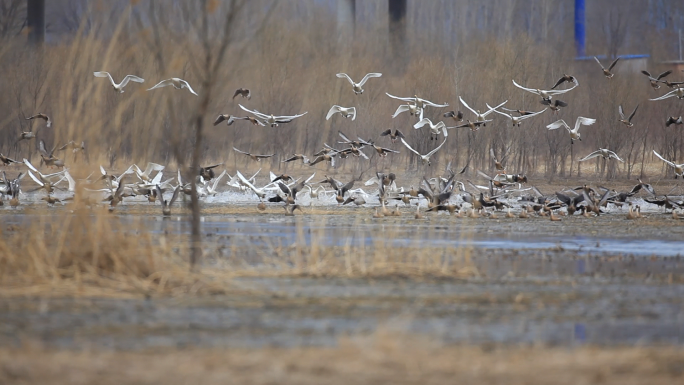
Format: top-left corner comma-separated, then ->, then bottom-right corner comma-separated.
618,104 -> 638,127
326,105 -> 357,121
489,105 -> 546,126
386,93 -> 449,109
550,74 -> 578,90
443,110 -> 464,122
239,104 -> 307,127
336,72 -> 382,94
380,128 -> 405,143
653,150 -> 684,178
649,87 -> 684,101
666,116 -> 683,127
232,88 -> 251,99
512,80 -> 577,104
93,71 -> 144,93
26,113 -> 52,128
400,137 -> 447,165
578,148 -> 624,163
459,97 -> 507,126
546,116 -> 596,144
641,70 -> 672,90
233,147 -> 275,162
594,56 -> 621,78
147,78 -> 198,96
413,118 -> 448,139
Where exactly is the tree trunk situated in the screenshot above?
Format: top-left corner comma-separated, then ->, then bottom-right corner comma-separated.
27,0 -> 45,45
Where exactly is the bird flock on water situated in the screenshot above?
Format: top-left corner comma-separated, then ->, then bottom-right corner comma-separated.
1,57 -> 684,220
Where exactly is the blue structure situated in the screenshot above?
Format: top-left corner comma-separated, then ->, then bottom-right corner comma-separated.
574,0 -> 586,58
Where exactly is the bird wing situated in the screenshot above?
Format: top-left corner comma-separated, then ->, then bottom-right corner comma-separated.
649,89 -> 677,101
422,99 -> 449,108
336,73 -> 355,86
236,170 -> 259,193
120,75 -> 144,88
386,93 -> 415,103
511,80 -> 541,95
481,100 -> 507,117
274,111 -> 307,120
391,104 -> 410,118
144,162 -> 165,176
178,79 -> 198,95
400,138 -> 421,156
607,57 -> 621,71
653,150 -> 676,168
641,70 -> 654,80
213,115 -> 227,126
27,170 -> 44,186
575,117 -> 596,131
169,185 -> 181,206
487,104 -> 512,120
413,118 -> 432,129
380,129 -> 392,136
546,119 -> 569,131
146,79 -> 173,91
550,76 -> 567,90
628,105 -> 639,121
326,105 -> 341,120
618,105 -> 626,120
593,56 -> 604,69
517,108 -> 547,121
426,138 -> 447,157
38,139 -> 49,157
94,71 -> 115,85
358,72 -> 382,86
579,150 -> 602,162
233,147 -> 249,155
458,96 -> 478,115
350,107 -> 356,121
657,70 -> 673,80
238,104 -> 270,120
155,185 -> 166,209
607,150 -> 624,162
544,82 -> 578,95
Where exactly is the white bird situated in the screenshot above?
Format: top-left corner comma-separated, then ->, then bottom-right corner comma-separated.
391,103 -> 424,121
400,137 -> 447,165
578,148 -> 624,163
459,97 -> 507,126
413,118 -> 448,139
239,104 -> 307,127
131,162 -> 165,182
649,87 -> 684,101
512,79 -> 578,103
198,170 -> 226,196
488,105 -> 547,126
236,170 -> 276,199
546,117 -> 596,144
386,93 -> 449,109
336,73 -> 382,94
326,105 -> 357,121
147,78 -> 198,96
653,150 -> 684,178
93,72 -> 144,93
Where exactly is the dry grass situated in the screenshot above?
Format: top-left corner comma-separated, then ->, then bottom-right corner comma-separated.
1,330 -> 682,385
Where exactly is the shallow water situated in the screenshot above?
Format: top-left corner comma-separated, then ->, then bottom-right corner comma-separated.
3,195 -> 684,350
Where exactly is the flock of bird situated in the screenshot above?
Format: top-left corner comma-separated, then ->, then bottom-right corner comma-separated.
1,57 -> 684,220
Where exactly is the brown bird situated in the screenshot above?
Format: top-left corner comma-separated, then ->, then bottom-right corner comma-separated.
282,154 -> 310,164
199,164 -> 222,181
550,74 -> 576,89
232,88 -> 251,99
666,116 -> 683,127
594,56 -> 620,78
489,149 -> 506,174
233,147 -> 275,162
257,202 -> 266,211
541,99 -> 568,113
37,140 -> 65,169
618,104 -> 638,127
0,153 -> 17,166
380,128 -> 406,143
26,113 -> 52,127
453,119 -> 490,131
443,110 -> 464,122
283,204 -> 301,216
309,153 -> 336,167
17,131 -> 36,142
41,195 -> 61,206
641,70 -> 672,90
